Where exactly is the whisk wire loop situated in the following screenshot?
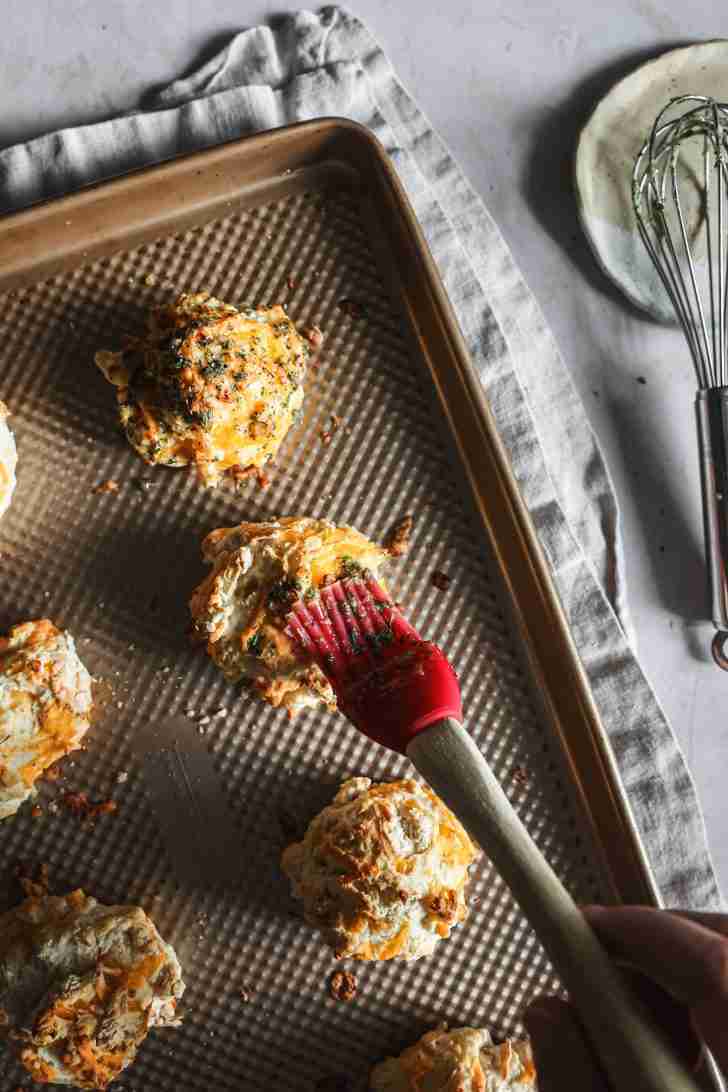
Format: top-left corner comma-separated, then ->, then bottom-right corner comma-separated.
633,95 -> 728,391
672,159 -> 714,377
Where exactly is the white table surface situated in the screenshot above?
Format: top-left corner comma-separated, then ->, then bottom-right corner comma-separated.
5,1 -> 726,896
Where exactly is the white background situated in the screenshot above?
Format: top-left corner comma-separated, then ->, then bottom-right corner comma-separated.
6,0 -> 726,895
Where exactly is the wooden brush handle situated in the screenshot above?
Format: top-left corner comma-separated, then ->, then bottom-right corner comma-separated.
407,718 -> 703,1092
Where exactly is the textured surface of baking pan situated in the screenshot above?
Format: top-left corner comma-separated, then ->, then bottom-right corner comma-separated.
0,120 -> 656,1091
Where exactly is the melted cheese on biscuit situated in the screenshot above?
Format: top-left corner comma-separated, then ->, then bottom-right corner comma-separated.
189,517 -> 389,715
282,777 -> 479,960
0,400 -> 17,519
370,1026 -> 537,1091
0,620 -> 92,820
0,890 -> 185,1089
95,291 -> 310,487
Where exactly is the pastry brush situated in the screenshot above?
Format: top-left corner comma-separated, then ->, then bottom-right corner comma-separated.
286,574 -> 703,1092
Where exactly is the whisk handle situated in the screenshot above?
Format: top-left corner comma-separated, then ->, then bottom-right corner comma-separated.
696,389 -> 728,662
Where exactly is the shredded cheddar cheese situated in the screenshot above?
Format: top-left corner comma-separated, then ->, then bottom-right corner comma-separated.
0,399 -> 17,520
282,777 -> 479,961
370,1026 -> 538,1092
189,516 -> 390,715
95,291 -> 312,487
0,890 -> 185,1089
0,620 -> 92,820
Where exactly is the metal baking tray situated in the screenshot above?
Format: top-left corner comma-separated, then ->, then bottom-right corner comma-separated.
0,120 -> 656,1092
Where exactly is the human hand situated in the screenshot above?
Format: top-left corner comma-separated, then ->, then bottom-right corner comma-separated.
524,905 -> 728,1090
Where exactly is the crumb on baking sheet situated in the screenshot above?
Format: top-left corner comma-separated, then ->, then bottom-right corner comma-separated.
328,970 -> 357,1002
386,514 -> 414,557
302,324 -> 324,350
132,475 -> 156,494
227,464 -> 271,490
431,569 -> 451,591
61,791 -> 118,820
92,479 -> 120,495
14,860 -> 50,898
319,413 -> 343,446
337,298 -> 366,319
512,765 -> 530,786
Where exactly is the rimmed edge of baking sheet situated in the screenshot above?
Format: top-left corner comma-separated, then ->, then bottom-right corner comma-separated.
0,118 -> 659,913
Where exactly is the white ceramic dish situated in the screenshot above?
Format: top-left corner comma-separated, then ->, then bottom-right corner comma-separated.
575,39 -> 728,323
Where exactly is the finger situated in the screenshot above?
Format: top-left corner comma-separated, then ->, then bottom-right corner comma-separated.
662,911 -> 728,1072
524,996 -> 609,1092
619,967 -> 701,1071
669,909 -> 728,938
583,906 -> 728,1007
691,996 -> 728,1076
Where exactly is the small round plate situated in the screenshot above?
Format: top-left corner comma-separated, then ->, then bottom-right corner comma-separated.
575,39 -> 728,323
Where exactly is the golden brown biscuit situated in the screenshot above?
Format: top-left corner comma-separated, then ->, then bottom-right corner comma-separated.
0,400 -> 17,519
369,1025 -> 537,1091
189,516 -> 389,714
0,890 -> 185,1089
0,620 -> 92,820
95,291 -> 311,486
282,777 -> 479,960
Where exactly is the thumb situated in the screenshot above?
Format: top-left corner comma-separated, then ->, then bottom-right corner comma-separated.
524,996 -> 609,1092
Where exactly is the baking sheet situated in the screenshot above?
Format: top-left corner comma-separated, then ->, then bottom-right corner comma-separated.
0,124 -> 651,1092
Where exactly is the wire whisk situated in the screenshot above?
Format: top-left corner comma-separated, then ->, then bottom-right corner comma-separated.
633,96 -> 728,666
633,96 -> 728,388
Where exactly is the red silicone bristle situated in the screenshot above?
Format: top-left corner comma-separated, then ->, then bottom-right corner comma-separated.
344,581 -> 381,642
286,575 -> 462,753
321,583 -> 362,657
351,578 -> 421,642
287,576 -> 422,676
287,597 -> 349,678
